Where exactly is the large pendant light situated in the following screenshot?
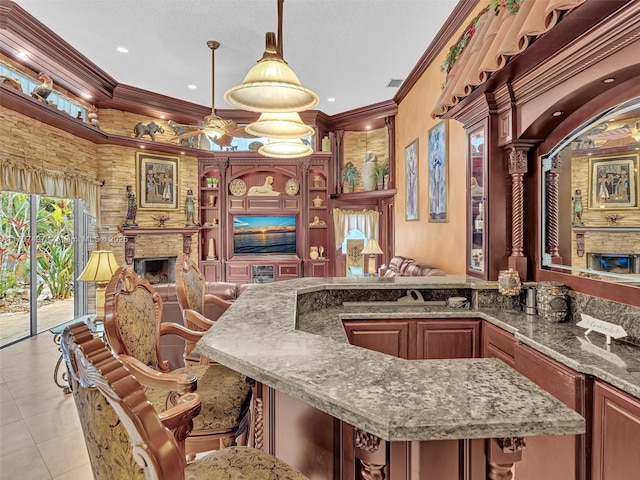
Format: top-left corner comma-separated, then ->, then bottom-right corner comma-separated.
224,1 -> 319,113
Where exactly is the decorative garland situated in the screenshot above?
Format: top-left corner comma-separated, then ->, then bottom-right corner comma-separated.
490,0 -> 521,16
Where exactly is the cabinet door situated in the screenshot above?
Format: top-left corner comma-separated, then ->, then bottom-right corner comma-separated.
416,319 -> 481,359
592,380 -> 640,480
513,343 -> 588,480
342,320 -> 411,359
482,322 -> 516,367
467,124 -> 486,277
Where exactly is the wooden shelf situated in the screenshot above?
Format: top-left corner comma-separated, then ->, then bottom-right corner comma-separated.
331,189 -> 396,201
572,226 -> 640,232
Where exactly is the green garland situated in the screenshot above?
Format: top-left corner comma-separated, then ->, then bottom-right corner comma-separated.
489,0 -> 521,16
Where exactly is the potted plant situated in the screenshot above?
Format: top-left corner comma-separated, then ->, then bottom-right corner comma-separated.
211,177 -> 219,188
205,177 -> 214,188
373,161 -> 389,190
340,162 -> 359,193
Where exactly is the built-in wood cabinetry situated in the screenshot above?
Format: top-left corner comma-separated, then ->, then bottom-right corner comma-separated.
197,153 -> 333,282
592,380 -> 640,480
342,318 -> 481,360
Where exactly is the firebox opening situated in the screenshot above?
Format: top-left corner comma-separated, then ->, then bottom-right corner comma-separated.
133,256 -> 177,284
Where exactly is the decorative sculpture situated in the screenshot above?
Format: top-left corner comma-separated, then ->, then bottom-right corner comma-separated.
122,185 -> 138,228
87,105 -> 99,128
30,72 -> 53,103
311,216 -> 326,226
571,189 -> 583,225
151,214 -> 170,227
0,74 -> 23,91
247,176 -> 280,196
185,189 -> 197,226
133,121 -> 164,141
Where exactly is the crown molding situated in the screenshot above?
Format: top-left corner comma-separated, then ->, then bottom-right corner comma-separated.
328,99 -> 398,131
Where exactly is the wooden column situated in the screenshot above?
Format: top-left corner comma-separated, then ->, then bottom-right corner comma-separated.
545,154 -> 562,261
117,227 -> 200,267
384,116 -> 396,190
487,437 -> 524,480
335,129 -> 345,192
355,428 -> 387,480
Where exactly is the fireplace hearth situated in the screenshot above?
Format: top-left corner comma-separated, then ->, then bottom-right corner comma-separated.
134,256 -> 177,284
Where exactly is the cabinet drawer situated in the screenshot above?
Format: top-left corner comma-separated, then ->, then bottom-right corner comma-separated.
278,263 -> 299,278
226,263 -> 251,282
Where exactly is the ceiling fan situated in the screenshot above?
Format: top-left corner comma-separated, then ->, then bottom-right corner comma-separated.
170,40 -> 254,148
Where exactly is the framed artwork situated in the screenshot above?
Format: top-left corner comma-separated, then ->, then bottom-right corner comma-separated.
405,139 -> 419,221
136,152 -> 179,209
428,121 -> 449,222
588,154 -> 638,209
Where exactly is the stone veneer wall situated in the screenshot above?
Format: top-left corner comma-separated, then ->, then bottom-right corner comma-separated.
0,91 -> 200,267
342,128 -> 389,191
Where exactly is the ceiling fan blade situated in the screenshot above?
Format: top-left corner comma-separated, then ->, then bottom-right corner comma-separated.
170,130 -> 203,141
213,133 -> 234,146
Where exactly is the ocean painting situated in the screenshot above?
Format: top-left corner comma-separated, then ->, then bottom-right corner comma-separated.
233,216 -> 297,255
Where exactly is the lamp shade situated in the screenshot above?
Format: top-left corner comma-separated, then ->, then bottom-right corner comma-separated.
224,32 -> 319,113
77,250 -> 119,283
245,112 -> 315,139
362,239 -> 384,255
258,138 -> 313,159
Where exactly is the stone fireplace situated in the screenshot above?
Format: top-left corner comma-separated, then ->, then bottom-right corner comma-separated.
134,256 -> 177,284
587,253 -> 640,274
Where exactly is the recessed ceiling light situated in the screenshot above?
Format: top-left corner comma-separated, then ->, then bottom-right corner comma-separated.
180,151 -> 185,155
140,145 -> 145,149
608,118 -> 616,122
117,47 -> 129,53
327,98 -> 335,102
365,125 -> 372,130
552,111 -> 563,117
17,51 -> 29,61
159,115 -> 166,120
81,93 -> 92,99
602,78 -> 615,83
188,84 -> 197,89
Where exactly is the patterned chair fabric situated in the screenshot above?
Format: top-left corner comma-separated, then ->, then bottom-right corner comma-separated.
61,323 -> 307,480
183,267 -> 205,317
104,267 -> 252,454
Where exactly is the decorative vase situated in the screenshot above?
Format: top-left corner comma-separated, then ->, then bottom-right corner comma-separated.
536,282 -> 569,323
318,246 -> 324,258
313,175 -> 322,188
313,195 -> 323,207
376,176 -> 384,190
309,246 -> 319,260
208,195 -> 216,207
321,136 -> 331,152
498,269 -> 521,296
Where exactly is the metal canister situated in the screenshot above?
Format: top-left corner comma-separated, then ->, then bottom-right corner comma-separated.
536,281 -> 569,323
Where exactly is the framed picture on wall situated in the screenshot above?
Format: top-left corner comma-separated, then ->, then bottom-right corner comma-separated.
136,152 -> 179,210
428,120 -> 449,222
405,139 -> 419,221
588,154 -> 638,209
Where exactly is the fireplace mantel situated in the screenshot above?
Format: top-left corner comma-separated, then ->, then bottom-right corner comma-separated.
118,226 -> 200,266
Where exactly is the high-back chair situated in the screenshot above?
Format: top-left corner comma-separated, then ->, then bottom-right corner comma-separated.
103,267 -> 252,454
61,323 -> 308,480
175,255 -> 233,364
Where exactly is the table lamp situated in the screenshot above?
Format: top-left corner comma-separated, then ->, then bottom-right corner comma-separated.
362,239 -> 383,276
77,250 -> 119,321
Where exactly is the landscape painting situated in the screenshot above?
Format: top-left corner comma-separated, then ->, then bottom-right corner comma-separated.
233,216 -> 297,255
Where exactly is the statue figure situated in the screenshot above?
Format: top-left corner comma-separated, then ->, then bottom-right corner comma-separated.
247,176 -> 280,196
185,188 -> 197,226
572,189 -> 583,225
123,185 -> 138,228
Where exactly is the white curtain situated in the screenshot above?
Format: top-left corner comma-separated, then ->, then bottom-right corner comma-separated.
332,208 -> 379,250
1,157 -> 100,218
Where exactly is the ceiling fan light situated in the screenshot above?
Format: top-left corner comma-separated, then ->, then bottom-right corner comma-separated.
246,112 -> 315,139
224,33 -> 319,113
258,138 -> 313,159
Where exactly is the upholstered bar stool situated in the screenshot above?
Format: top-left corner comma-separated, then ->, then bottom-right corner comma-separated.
103,267 -> 252,455
61,323 -> 307,480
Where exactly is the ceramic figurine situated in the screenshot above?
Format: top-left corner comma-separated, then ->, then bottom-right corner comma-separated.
185,189 -> 197,226
247,176 -> 280,196
123,185 -> 138,228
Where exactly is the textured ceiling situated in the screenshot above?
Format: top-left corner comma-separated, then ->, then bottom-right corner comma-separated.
13,0 -> 458,115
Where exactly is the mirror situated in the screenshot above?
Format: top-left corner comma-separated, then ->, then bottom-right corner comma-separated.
541,97 -> 640,286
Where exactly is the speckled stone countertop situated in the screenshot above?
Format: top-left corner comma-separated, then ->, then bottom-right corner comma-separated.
195,276 -> 588,442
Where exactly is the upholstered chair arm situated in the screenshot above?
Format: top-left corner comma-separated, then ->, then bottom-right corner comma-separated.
203,294 -> 233,309
158,391 -> 201,432
159,321 -> 204,342
118,354 -> 199,391
183,309 -> 216,330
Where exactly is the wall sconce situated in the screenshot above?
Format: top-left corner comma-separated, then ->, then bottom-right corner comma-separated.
77,250 -> 119,321
362,239 -> 384,276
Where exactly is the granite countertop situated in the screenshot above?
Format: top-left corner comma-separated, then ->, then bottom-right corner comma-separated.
195,276 -> 588,442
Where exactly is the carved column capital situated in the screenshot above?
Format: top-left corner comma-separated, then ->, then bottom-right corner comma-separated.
498,436 -> 525,453
355,428 -> 381,452
300,159 -> 311,174
507,148 -> 528,174
214,158 -> 229,172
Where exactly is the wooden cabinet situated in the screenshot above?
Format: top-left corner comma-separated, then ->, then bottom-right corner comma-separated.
199,162 -> 223,280
467,123 -> 487,277
592,380 -> 640,480
304,162 -> 331,277
342,318 -> 481,360
482,321 -> 516,367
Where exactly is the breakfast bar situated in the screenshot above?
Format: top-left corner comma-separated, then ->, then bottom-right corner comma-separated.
195,276 -> 590,479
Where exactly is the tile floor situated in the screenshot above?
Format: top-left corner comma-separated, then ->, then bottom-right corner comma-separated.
0,332 -> 94,480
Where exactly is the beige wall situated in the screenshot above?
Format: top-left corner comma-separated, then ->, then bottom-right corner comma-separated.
394,5 -> 485,274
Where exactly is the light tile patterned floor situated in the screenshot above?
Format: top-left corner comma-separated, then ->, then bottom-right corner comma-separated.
0,332 -> 94,480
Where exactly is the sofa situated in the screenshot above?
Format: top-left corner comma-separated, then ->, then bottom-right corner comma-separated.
384,255 -> 446,277
154,281 -> 247,369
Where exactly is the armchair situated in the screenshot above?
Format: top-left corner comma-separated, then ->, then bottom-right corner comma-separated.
175,255 -> 233,364
61,323 -> 307,480
103,267 -> 252,455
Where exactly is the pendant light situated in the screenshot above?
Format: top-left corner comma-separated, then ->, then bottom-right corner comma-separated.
224,0 -> 319,113
245,111 -> 315,139
259,138 -> 313,159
